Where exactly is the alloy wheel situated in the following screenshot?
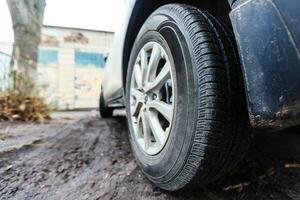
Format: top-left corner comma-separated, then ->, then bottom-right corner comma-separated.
129,41 -> 175,155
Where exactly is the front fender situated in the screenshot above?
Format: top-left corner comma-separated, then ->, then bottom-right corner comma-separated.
230,0 -> 300,129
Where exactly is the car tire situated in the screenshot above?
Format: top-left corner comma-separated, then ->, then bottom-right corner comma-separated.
125,4 -> 251,191
99,88 -> 113,118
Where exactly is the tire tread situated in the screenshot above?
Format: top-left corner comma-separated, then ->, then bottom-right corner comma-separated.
154,4 -> 251,190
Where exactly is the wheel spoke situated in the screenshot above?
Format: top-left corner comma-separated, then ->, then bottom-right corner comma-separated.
147,100 -> 173,122
133,64 -> 142,88
144,62 -> 171,92
130,88 -> 143,116
140,111 -> 151,149
145,110 -> 165,145
136,110 -> 143,138
146,43 -> 161,82
131,88 -> 143,100
131,101 -> 140,117
140,48 -> 148,85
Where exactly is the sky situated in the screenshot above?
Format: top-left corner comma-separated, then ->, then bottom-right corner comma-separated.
0,0 -> 125,43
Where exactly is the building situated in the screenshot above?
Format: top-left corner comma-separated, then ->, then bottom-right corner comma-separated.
38,25 -> 114,110
1,26 -> 114,110
0,25 -> 114,110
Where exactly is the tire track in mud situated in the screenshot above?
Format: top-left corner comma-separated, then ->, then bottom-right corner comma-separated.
0,117 -> 136,200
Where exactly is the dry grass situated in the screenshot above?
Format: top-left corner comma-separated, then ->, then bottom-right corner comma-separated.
0,91 -> 51,123
0,71 -> 51,123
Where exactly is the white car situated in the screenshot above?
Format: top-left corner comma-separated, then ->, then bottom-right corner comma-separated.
100,0 -> 300,191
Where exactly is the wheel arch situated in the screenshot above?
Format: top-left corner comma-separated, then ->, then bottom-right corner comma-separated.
122,0 -> 233,91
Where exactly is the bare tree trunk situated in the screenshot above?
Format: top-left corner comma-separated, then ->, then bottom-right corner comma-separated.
6,0 -> 46,95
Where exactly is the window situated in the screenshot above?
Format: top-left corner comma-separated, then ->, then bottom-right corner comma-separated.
38,49 -> 58,65
75,51 -> 105,68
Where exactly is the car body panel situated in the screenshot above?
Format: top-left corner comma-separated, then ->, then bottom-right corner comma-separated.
102,0 -> 136,103
230,0 -> 300,129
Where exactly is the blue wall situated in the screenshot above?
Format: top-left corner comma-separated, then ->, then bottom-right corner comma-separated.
38,49 -> 58,65
75,51 -> 105,68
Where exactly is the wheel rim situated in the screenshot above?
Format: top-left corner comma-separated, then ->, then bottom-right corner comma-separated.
129,41 -> 175,155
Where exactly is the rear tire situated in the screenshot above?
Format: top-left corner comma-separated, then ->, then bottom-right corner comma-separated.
125,4 -> 251,191
99,89 -> 113,118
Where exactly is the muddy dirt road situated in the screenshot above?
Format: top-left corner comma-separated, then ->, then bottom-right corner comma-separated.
1,112 -> 300,200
